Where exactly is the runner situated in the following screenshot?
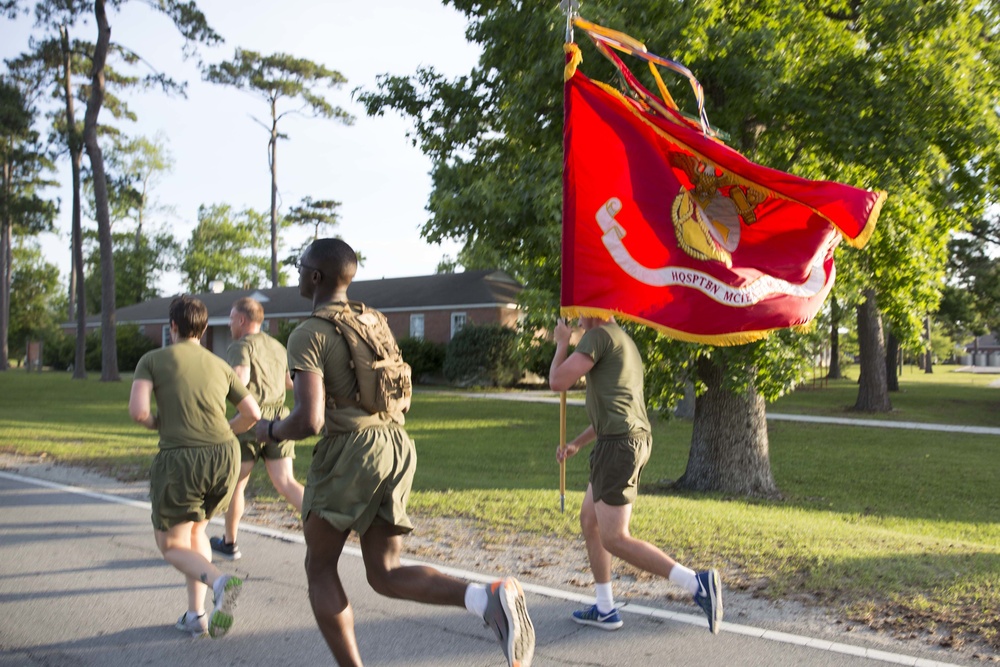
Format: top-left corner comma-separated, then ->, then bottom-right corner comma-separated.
255,238 -> 535,667
549,315 -> 723,634
210,297 -> 304,560
128,295 -> 261,638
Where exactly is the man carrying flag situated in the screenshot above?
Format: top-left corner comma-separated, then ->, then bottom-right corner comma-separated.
549,315 -> 722,634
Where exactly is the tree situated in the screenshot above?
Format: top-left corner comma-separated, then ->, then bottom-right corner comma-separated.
81,133 -> 178,308
20,0 -> 221,381
181,203 -> 270,292
0,75 -> 57,370
282,195 -> 344,267
359,0 -> 999,495
204,49 -> 354,287
7,19 -> 178,378
8,239 -> 63,364
83,228 -> 179,311
938,213 -> 1000,341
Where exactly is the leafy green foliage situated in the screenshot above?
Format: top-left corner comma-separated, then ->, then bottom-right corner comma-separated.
398,336 -> 447,381
273,318 -> 300,349
7,241 -> 63,361
44,323 -> 154,372
443,323 -> 519,387
0,74 -> 59,368
82,228 -> 178,312
203,48 -> 355,285
181,203 -> 271,291
204,49 -> 353,122
938,213 -> 1000,339
516,334 -> 556,382
359,0 -> 1000,413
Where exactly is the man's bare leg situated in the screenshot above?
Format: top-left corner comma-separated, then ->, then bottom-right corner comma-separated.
359,521 -> 467,605
592,500 -> 679,578
155,520 -> 222,612
303,512 -> 362,666
264,457 -> 304,513
580,484 -> 613,584
224,461 -> 255,544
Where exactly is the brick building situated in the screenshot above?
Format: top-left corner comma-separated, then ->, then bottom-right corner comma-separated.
65,270 -> 523,357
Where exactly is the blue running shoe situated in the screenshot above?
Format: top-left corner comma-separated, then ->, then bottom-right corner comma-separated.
693,569 -> 723,634
572,604 -> 623,630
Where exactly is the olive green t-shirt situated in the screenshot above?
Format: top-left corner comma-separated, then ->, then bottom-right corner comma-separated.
286,302 -> 404,435
227,331 -> 288,410
134,340 -> 250,449
574,321 -> 650,437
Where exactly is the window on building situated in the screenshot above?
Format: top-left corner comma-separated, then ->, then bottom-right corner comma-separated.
450,312 -> 467,339
410,314 -> 425,340
161,325 -> 171,347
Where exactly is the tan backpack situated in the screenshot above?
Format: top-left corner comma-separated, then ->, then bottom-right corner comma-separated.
312,301 -> 412,415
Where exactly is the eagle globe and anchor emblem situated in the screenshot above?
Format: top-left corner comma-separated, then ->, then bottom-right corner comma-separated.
593,156 -> 830,306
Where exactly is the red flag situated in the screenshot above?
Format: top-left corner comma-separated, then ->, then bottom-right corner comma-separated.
561,38 -> 884,346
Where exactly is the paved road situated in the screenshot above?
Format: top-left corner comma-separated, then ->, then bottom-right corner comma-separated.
0,471 -> 969,667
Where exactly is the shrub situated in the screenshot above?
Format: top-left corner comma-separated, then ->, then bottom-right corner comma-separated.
116,324 -> 158,371
398,337 -> 447,382
47,325 -> 157,372
518,336 -> 557,381
274,319 -> 300,348
43,330 -> 76,370
444,323 -> 520,387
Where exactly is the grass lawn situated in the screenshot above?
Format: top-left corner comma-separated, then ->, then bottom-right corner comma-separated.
1,369 -> 998,652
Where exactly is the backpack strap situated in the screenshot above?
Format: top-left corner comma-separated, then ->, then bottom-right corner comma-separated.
309,301 -> 363,411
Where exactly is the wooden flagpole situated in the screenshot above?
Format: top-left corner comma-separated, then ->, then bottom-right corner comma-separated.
559,0 -> 576,514
559,390 -> 567,512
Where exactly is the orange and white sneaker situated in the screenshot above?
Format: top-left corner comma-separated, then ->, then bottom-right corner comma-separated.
483,577 -> 535,667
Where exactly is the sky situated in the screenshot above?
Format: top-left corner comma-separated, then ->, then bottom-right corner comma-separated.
1,0 -> 482,294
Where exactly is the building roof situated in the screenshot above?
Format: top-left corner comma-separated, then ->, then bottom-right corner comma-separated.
71,270 -> 523,326
965,333 -> 999,351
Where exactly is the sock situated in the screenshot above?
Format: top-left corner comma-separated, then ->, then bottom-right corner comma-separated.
669,564 -> 699,596
185,611 -> 205,622
465,584 -> 488,617
595,582 -> 615,614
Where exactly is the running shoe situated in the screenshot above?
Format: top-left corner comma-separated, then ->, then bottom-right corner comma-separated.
693,569 -> 723,634
209,574 -> 243,638
174,611 -> 208,638
571,604 -> 623,630
483,577 -> 535,667
209,536 -> 241,560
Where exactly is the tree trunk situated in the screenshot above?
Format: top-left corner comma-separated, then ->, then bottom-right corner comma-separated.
853,289 -> 891,411
61,26 -> 87,379
923,314 -> 933,374
674,355 -> 780,498
269,102 -> 279,288
0,163 -> 9,370
884,330 -> 899,392
82,0 -> 119,381
827,295 -> 842,379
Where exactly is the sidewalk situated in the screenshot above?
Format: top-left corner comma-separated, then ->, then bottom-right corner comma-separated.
438,391 -> 1000,436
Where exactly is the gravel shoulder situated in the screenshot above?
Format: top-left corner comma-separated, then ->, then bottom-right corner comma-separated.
2,452 -> 991,665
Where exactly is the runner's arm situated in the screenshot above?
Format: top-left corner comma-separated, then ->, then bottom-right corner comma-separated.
128,379 -> 158,430
258,369 -> 324,443
229,395 -> 261,434
231,364 -> 251,386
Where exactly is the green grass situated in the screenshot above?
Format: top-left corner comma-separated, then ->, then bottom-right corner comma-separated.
773,364 -> 1000,427
1,370 -> 999,651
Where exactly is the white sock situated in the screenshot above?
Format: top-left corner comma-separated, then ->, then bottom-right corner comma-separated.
185,611 -> 205,621
595,582 -> 615,614
465,584 -> 488,617
669,564 -> 699,596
